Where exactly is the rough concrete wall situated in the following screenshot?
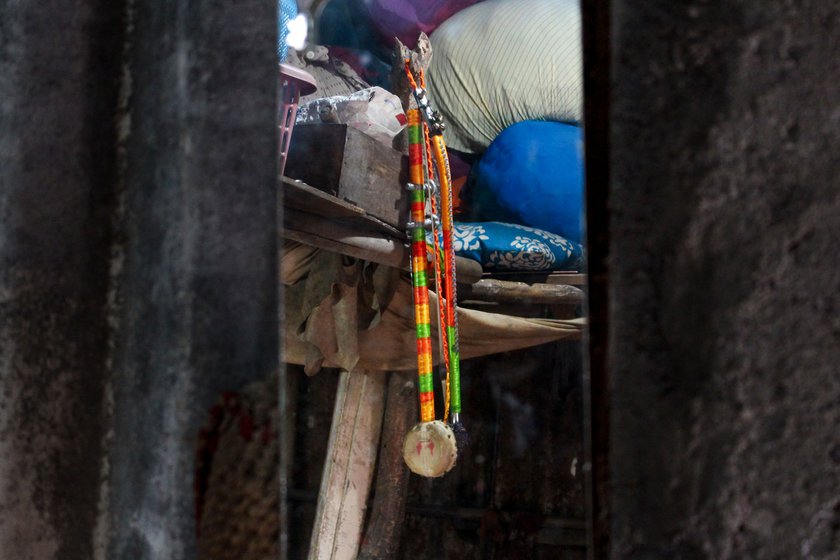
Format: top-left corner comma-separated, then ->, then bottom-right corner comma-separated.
609,2 -> 840,558
0,1 -> 278,559
0,1 -> 124,558
104,1 -> 279,558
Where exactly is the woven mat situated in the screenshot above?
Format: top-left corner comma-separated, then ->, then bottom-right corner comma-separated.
196,377 -> 279,560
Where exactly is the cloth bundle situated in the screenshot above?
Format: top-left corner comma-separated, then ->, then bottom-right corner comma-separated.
426,0 -> 583,154
466,121 -> 584,242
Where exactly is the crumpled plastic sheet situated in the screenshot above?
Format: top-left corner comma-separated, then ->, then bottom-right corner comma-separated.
295,86 -> 406,146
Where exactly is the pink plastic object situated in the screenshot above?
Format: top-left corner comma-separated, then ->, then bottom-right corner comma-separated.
279,63 -> 317,178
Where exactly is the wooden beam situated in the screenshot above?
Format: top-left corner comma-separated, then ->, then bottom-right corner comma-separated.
283,176 -> 400,235
308,369 -> 387,560
283,176 -> 488,284
358,372 -> 416,560
546,273 -> 587,286
460,278 -> 585,305
285,209 -> 406,268
477,271 -> 587,286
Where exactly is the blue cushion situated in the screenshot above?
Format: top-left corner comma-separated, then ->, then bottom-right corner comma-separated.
469,121 -> 584,243
449,222 -> 584,272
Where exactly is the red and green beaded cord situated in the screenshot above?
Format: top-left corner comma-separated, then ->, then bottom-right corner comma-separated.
404,62 -> 464,429
407,108 -> 435,423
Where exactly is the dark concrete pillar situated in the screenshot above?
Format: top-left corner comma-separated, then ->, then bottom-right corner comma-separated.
0,1 -> 279,558
0,1 -> 124,558
104,1 -> 278,558
603,2 -> 840,558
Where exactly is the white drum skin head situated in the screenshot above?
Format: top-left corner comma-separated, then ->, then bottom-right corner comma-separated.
402,420 -> 458,477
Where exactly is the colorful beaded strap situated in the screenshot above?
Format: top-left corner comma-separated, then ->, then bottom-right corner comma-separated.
402,61 -> 465,478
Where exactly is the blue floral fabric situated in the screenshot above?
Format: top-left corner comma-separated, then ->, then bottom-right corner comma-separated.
448,222 -> 584,272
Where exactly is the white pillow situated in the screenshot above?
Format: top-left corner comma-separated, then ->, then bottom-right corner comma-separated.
426,0 -> 583,153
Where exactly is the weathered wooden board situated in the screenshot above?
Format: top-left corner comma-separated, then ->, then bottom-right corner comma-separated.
481,271 -> 588,286
308,369 -> 387,560
282,177 -> 484,284
459,278 -> 585,305
545,273 -> 587,286
285,123 -> 408,230
358,371 -> 416,560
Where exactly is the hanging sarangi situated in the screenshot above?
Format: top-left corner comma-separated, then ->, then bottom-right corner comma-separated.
401,61 -> 465,478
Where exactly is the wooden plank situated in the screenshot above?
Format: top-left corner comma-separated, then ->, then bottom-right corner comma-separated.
284,204 -> 484,284
284,212 -> 405,269
283,177 -> 395,230
481,271 -> 588,287
459,279 -> 585,305
308,369 -> 387,560
545,273 -> 587,286
358,372 -> 416,560
284,124 -> 408,230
